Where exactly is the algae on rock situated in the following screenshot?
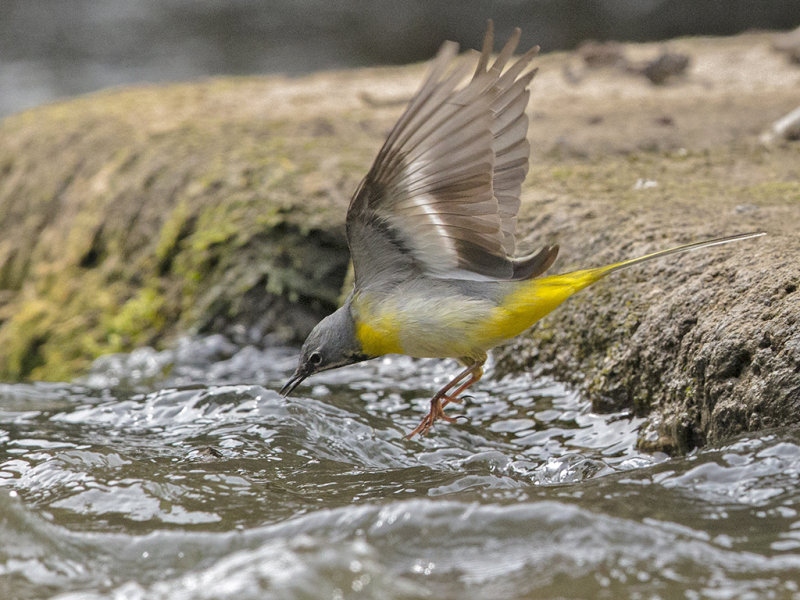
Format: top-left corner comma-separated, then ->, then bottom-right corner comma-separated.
0,79 -> 380,379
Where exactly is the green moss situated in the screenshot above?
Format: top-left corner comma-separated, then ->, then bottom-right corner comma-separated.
1,298 -> 50,379
549,167 -> 574,182
156,199 -> 193,268
0,85 -> 363,380
737,180 -> 800,204
106,286 -> 167,345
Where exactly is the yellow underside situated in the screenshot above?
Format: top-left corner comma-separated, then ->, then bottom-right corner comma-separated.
355,315 -> 404,356
482,266 -> 609,343
353,264 -> 613,359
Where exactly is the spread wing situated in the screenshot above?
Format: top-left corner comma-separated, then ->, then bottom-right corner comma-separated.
346,21 -> 558,290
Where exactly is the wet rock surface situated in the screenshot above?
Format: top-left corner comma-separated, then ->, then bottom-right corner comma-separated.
0,31 -> 798,450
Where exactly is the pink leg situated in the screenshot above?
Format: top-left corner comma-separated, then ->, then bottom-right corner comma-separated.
406,361 -> 485,438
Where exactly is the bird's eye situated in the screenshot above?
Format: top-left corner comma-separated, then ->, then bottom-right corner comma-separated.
308,351 -> 322,365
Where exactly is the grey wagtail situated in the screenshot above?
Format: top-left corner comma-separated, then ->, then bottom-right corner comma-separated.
281,22 -> 765,437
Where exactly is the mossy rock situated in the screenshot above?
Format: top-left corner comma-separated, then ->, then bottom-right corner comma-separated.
0,77 -> 388,379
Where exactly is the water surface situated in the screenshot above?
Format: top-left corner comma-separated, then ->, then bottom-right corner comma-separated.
1,337 -> 799,599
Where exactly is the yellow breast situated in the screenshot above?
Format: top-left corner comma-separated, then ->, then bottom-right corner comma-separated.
351,289 -> 495,359
354,310 -> 404,356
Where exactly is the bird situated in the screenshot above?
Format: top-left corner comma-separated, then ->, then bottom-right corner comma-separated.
280,22 -> 765,438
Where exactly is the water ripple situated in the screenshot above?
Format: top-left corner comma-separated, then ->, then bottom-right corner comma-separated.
1,339 -> 799,598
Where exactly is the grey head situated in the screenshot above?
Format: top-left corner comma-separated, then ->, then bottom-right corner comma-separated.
280,302 -> 370,397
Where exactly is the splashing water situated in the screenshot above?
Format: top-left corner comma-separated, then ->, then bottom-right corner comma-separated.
1,336 -> 799,599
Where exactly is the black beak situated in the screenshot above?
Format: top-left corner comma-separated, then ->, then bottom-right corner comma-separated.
280,367 -> 309,397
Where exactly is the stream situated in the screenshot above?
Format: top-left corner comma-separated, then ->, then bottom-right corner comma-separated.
1,335 -> 799,599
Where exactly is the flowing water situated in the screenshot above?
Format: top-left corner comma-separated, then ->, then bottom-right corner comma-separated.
1,335 -> 799,599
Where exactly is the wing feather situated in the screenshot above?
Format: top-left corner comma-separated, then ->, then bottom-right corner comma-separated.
346,21 -> 556,289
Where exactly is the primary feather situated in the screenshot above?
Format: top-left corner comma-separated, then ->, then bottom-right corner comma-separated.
346,21 -> 554,289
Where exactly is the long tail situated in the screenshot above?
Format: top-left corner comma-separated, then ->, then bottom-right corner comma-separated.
491,232 -> 766,340
548,231 -> 767,297
590,231 -> 766,279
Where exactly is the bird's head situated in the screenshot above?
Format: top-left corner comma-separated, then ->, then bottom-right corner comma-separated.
280,304 -> 370,397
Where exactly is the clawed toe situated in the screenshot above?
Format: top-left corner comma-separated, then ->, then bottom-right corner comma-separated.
405,360 -> 485,439
406,394 -> 462,438
405,418 -> 430,439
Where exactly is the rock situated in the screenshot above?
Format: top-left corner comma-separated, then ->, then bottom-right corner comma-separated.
0,77 -> 368,379
578,40 -> 627,68
573,40 -> 691,85
639,51 -> 691,84
0,31 -> 798,452
773,26 -> 800,63
759,105 -> 800,145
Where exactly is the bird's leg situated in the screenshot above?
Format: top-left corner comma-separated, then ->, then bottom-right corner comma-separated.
440,364 -> 484,410
406,360 -> 485,438
405,370 -> 469,439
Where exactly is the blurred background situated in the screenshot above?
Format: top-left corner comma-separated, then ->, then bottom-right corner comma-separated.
2,0 -> 799,118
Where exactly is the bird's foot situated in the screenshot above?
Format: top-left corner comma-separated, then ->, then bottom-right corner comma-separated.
406,394 -> 462,438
